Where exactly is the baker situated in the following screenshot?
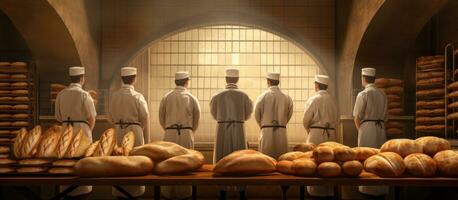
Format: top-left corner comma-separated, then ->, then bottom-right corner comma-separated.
108,66 -> 150,198
55,66 -> 97,198
210,68 -> 253,199
255,72 -> 293,159
159,71 -> 201,199
353,67 -> 388,196
303,74 -> 338,197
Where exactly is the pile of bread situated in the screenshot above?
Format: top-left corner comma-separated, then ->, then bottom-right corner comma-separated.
447,81 -> 458,120
374,78 -> 404,135
415,55 -> 448,134
50,83 -> 98,105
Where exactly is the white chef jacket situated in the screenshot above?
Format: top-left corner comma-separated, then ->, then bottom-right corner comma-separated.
303,89 -> 338,197
108,84 -> 149,198
55,83 -> 96,196
210,83 -> 253,163
255,86 -> 293,160
353,83 -> 388,196
158,86 -> 200,199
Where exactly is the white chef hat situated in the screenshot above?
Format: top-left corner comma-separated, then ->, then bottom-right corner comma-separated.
69,66 -> 84,76
175,71 -> 190,80
315,75 -> 329,85
266,72 -> 280,80
226,68 -> 239,78
362,67 -> 376,77
121,67 -> 137,76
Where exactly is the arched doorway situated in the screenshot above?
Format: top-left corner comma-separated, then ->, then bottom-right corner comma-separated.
124,25 -> 323,145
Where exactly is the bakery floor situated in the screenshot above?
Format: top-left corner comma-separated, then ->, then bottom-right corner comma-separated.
2,186 -> 458,200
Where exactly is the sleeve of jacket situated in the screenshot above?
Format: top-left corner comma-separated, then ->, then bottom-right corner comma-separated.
287,95 -> 294,123
158,96 -> 167,129
84,92 -> 97,119
254,94 -> 264,126
191,95 -> 201,131
353,92 -> 367,119
54,93 -> 62,122
245,95 -> 254,121
210,95 -> 218,120
302,98 -> 315,129
138,95 -> 149,129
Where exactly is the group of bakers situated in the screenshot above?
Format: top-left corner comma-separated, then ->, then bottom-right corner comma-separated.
54,66 -> 388,199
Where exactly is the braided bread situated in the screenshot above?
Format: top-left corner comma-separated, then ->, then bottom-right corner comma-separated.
56,126 -> 75,158
92,128 -> 116,157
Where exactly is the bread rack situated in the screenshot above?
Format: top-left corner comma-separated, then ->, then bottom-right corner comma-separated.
445,43 -> 456,139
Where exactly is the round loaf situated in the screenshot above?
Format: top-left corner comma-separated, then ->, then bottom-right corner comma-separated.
293,143 -> 316,152
74,156 -> 154,177
130,141 -> 189,162
433,150 -> 458,177
213,150 -> 277,176
333,146 -> 356,162
313,146 -> 334,163
317,162 -> 341,177
381,139 -> 422,157
278,151 -> 306,161
276,160 -> 295,175
291,158 -> 316,176
364,152 -> 405,177
342,160 -> 363,177
404,153 -> 436,177
154,150 -> 204,175
415,136 -> 450,156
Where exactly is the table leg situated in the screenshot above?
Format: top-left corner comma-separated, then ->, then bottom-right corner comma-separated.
299,186 -> 305,200
113,185 -> 136,200
13,186 -> 42,200
154,186 -> 160,200
50,185 -> 78,200
280,185 -> 289,200
192,185 -> 197,200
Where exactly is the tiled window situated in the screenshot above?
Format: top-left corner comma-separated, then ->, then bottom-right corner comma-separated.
130,25 -> 321,144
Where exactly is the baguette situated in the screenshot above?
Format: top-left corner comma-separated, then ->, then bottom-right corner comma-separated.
388,102 -> 401,109
448,81 -> 458,91
10,74 -> 27,79
448,91 -> 458,98
415,125 -> 449,132
154,150 -> 205,174
12,97 -> 29,102
385,86 -> 403,95
0,154 -> 9,158
12,114 -> 29,119
12,105 -> 29,110
447,112 -> 458,120
416,108 -> 445,117
49,167 -> 75,174
388,108 -> 403,115
417,100 -> 444,109
0,105 -> 12,110
11,82 -> 28,87
12,121 -> 29,127
0,158 -> 16,165
120,131 -> 135,156
17,167 -> 47,173
19,126 -> 42,158
11,90 -> 28,95
0,122 -> 12,126
385,121 -> 404,129
18,159 -> 50,165
36,125 -> 62,158
50,83 -> 66,91
417,71 -> 445,80
0,62 -> 10,66
130,141 -> 189,162
0,167 -> 15,173
92,128 -> 116,157
56,126 -> 75,158
0,74 -> 9,79
52,159 -> 78,167
416,77 -> 444,88
415,117 -> 445,125
0,97 -> 12,101
0,146 -> 10,154
66,128 -> 91,158
416,89 -> 444,98
85,140 -> 99,157
10,62 -> 27,67
387,95 -> 401,102
13,128 -> 28,158
74,156 -> 154,177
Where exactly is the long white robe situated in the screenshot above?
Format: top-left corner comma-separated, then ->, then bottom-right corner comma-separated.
210,83 -> 253,163
55,83 -> 96,196
159,86 -> 201,199
108,84 -> 149,197
353,83 -> 388,196
255,86 -> 293,160
303,90 -> 338,197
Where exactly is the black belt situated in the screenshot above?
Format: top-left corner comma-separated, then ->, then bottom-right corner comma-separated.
360,119 -> 384,128
261,120 -> 286,131
62,117 -> 89,126
165,124 -> 192,135
115,120 -> 141,129
309,125 -> 335,137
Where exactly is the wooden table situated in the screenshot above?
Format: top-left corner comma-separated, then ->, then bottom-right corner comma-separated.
1,165 -> 457,200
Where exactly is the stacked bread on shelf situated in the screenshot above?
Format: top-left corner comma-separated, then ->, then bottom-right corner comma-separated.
0,61 -> 35,170
50,83 -> 98,106
415,55 -> 448,135
374,78 -> 404,135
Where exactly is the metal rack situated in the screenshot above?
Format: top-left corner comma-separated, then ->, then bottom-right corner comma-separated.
445,43 -> 456,139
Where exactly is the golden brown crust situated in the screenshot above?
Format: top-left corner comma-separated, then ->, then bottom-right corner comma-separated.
66,128 -> 91,158
313,146 -> 334,163
342,160 -> 363,177
56,126 -> 74,158
353,147 -> 380,161
18,158 -> 50,165
416,89 -> 445,98
130,141 -> 189,161
13,128 -> 28,158
154,150 -> 204,174
74,156 -> 154,177
92,128 -> 116,157
404,153 -> 436,177
333,147 -> 356,162
416,108 -> 445,117
49,167 -> 75,174
213,150 -> 277,176
381,139 -> 423,158
317,162 -> 341,177
415,136 -> 450,156
52,159 -> 78,167
16,167 -> 47,173
364,152 -> 405,177
278,151 -> 307,161
84,140 -> 99,157
36,125 -> 62,158
19,126 -> 42,158
433,150 -> 458,177
292,143 -> 315,152
121,131 -> 135,156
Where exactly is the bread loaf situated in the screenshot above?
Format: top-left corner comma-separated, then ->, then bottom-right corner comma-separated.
333,147 -> 356,162
11,82 -> 27,87
447,112 -> 458,120
448,81 -> 458,91
317,162 -> 341,177
317,141 -> 348,148
448,101 -> 458,109
450,90 -> 458,98
56,126 -> 75,158
50,83 -> 66,91
13,97 -> 29,102
154,150 -> 204,174
49,167 -> 75,174
0,62 -> 10,66
385,86 -> 403,95
66,128 -> 91,158
0,122 -> 11,126
0,167 -> 15,173
0,114 -> 12,119
0,146 -> 10,154
18,159 -> 50,165
12,114 -> 29,119
353,147 -> 380,161
417,55 -> 444,63
415,117 -> 445,124
293,143 -> 315,152
11,90 -> 28,95
381,139 -> 422,157
374,78 -> 390,88
130,141 -> 189,162
213,150 -> 277,176
416,89 -> 444,98
0,97 -> 12,101
433,150 -> 458,177
404,153 -> 436,177
0,154 -> 9,158
84,140 -> 99,157
313,146 -> 334,163
364,152 -> 405,177
12,105 -> 29,110
388,102 -> 401,109
417,71 -> 444,80
10,74 -> 26,79
342,160 -> 363,177
121,131 -> 135,156
416,108 -> 445,117
12,121 -> 29,127
17,167 -> 47,173
19,126 -> 42,158
276,160 -> 295,175
92,128 -> 116,157
386,128 -> 402,135
13,128 -> 27,158
74,156 -> 154,177
416,100 -> 444,109
36,125 -> 62,158
278,151 -> 306,161
387,95 -> 401,102
416,77 -> 444,88
0,105 -> 12,110
0,158 -> 16,165
292,158 -> 316,176
52,159 -> 78,167
415,125 -> 449,132
10,62 -> 27,67
388,108 -> 403,115
415,136 -> 450,156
